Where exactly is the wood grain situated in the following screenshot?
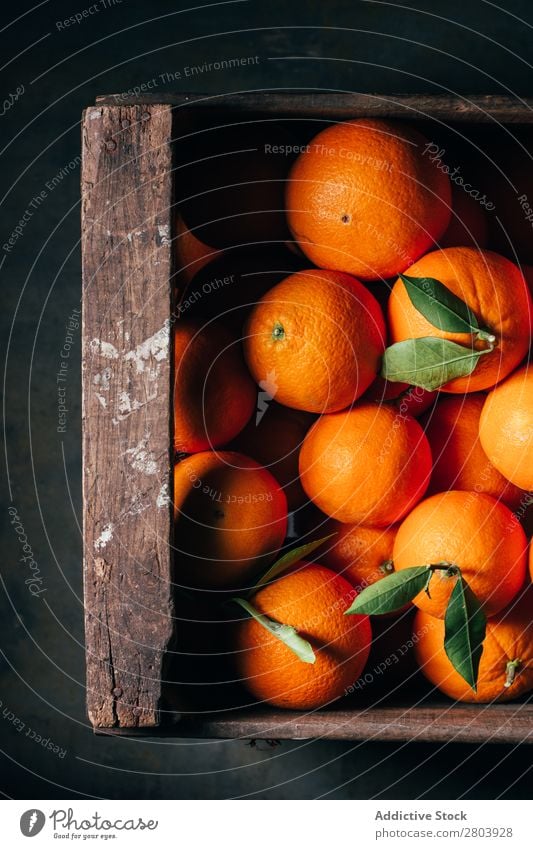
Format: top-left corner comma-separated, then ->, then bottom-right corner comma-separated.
96,703 -> 533,744
95,92 -> 533,122
81,104 -> 175,728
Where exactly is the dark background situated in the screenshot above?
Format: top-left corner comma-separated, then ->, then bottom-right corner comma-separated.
2,0 -> 533,799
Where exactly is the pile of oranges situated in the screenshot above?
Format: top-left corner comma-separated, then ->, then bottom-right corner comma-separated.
173,117 -> 533,712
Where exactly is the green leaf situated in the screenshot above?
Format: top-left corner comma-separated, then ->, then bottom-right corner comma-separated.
382,337 -> 490,391
400,274 -> 480,334
233,597 -> 316,664
444,577 -> 486,692
251,534 -> 335,593
345,566 -> 430,616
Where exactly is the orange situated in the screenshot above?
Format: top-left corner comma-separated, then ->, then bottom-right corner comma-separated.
479,365 -> 533,491
173,451 -> 288,591
388,247 -> 532,393
439,185 -> 488,249
175,212 -> 222,288
320,522 -> 398,592
424,394 -> 525,509
393,491 -> 527,618
173,321 -> 256,454
414,587 -> 533,702
299,403 -> 432,526
286,118 -> 451,281
233,563 -> 371,709
230,401 -> 315,511
243,269 -> 386,413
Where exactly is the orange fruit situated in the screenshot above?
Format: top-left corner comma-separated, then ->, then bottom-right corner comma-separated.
424,394 -> 525,509
299,403 -> 432,526
320,522 -> 398,592
479,365 -> 533,491
230,401 -> 315,511
388,247 -> 532,393
414,587 -> 533,702
393,491 -> 527,618
439,185 -> 488,249
233,563 -> 371,709
175,212 -> 222,288
173,321 -> 256,454
173,451 -> 288,591
286,118 -> 451,281
243,269 -> 386,413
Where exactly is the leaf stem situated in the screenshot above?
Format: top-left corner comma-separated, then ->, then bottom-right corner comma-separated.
504,658 -> 521,688
476,329 -> 496,347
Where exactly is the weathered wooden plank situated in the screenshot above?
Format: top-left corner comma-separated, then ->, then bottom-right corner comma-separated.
95,704 -> 533,744
81,104 -> 175,728
95,92 -> 533,122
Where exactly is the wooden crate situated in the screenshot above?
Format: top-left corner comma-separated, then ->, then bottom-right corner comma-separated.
81,92 -> 533,742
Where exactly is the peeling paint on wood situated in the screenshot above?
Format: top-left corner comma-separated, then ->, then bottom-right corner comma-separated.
82,104 -> 175,729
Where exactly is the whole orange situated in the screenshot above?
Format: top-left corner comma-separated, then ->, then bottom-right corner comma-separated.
414,587 -> 533,702
393,491 -> 527,618
243,269 -> 386,413
424,394 -> 525,509
388,247 -> 532,393
479,365 -> 533,491
230,401 -> 315,510
233,563 -> 371,709
173,451 -> 287,591
320,522 -> 398,592
299,403 -> 432,526
439,185 -> 488,249
173,322 -> 256,454
286,118 -> 451,281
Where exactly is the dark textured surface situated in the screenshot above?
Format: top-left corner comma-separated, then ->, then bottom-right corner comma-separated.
2,0 -> 533,799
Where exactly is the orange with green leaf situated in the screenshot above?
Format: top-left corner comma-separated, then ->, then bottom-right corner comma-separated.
385,247 -> 531,393
414,587 -> 533,703
233,557 -> 371,710
347,490 -> 527,694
